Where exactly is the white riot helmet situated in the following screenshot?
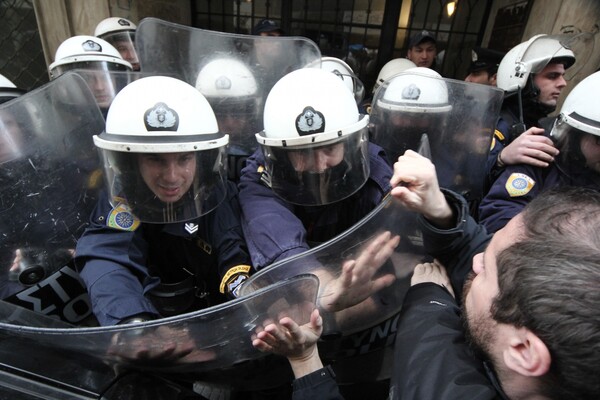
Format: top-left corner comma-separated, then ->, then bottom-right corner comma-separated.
497,34 -> 575,93
372,58 -> 417,95
312,56 -> 365,103
370,67 -> 451,165
552,71 -> 600,139
48,35 -> 132,79
375,67 -> 451,113
94,76 -> 228,223
256,68 -> 370,205
0,73 -> 25,104
94,18 -> 139,71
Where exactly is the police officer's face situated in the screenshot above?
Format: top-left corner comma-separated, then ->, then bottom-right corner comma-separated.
580,133 -> 600,173
534,63 -> 567,109
86,71 -> 116,108
138,152 -> 196,202
288,143 -> 344,173
0,111 -> 24,162
407,41 -> 437,68
465,70 -> 496,86
113,40 -> 140,71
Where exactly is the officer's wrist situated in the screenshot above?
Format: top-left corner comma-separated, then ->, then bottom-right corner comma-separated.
496,149 -> 506,168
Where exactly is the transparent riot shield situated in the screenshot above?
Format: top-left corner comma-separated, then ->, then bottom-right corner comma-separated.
240,194 -> 427,384
369,71 -> 503,205
0,274 -> 318,396
65,69 -> 177,117
136,17 -> 322,181
0,73 -> 105,300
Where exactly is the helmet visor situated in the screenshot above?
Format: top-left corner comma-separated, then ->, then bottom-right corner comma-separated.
102,31 -> 139,70
51,63 -> 128,108
99,146 -> 228,223
259,126 -> 370,206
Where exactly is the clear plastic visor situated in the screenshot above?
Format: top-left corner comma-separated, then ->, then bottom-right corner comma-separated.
99,146 -> 228,223
102,31 -> 139,70
51,63 -> 128,108
259,126 -> 370,206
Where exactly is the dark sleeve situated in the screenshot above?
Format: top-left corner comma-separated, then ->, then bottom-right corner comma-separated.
292,365 -> 344,400
389,283 -> 499,400
74,194 -> 159,325
237,150 -> 310,269
478,165 -> 543,234
210,181 -> 253,297
419,190 -> 491,303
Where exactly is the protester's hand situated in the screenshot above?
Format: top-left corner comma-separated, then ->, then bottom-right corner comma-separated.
411,259 -> 454,298
390,150 -> 453,226
319,231 -> 399,312
252,309 -> 324,378
107,325 -> 209,366
499,127 -> 558,168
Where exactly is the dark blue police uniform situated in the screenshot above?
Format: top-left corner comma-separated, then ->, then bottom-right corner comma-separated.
238,143 -> 393,270
479,160 -> 600,233
74,181 -> 251,326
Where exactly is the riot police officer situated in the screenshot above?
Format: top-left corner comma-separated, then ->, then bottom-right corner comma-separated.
480,71 -> 600,232
74,76 -> 251,326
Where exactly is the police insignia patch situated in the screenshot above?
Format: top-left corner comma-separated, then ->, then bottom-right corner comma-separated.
107,203 -> 140,231
505,173 -> 535,197
295,106 -> 325,135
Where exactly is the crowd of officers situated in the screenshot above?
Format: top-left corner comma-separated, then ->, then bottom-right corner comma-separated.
0,17 -> 599,400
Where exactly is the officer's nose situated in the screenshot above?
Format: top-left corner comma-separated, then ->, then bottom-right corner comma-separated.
314,150 -> 330,172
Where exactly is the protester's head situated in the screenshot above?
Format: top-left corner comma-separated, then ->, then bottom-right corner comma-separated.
465,47 -> 504,86
252,19 -> 283,37
551,71 -> 600,174
372,58 -> 416,95
369,67 -> 451,164
255,68 -> 370,206
49,35 -> 132,109
407,30 -> 437,69
94,17 -> 139,71
463,187 -> 600,399
497,34 -> 575,114
93,76 -> 228,223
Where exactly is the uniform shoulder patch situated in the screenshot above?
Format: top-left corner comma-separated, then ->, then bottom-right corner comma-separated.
505,173 -> 535,197
494,129 -> 505,141
107,203 -> 141,231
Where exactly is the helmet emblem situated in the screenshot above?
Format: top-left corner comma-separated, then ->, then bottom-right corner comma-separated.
402,84 -> 421,100
215,76 -> 232,90
117,19 -> 131,27
144,102 -> 179,131
82,40 -> 102,52
295,106 -> 325,136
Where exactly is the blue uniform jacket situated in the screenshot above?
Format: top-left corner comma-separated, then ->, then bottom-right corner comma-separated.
238,143 -> 393,270
74,181 -> 251,326
479,160 -> 600,233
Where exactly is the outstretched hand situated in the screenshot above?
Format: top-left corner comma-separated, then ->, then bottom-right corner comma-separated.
318,231 -> 399,312
499,127 -> 558,168
107,325 -> 211,366
390,150 -> 453,227
252,309 -> 324,378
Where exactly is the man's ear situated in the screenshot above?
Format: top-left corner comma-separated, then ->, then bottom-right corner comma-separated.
503,328 -> 551,377
489,73 -> 498,87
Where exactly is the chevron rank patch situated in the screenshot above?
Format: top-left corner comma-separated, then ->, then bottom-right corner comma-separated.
107,203 -> 140,231
505,173 -> 535,197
